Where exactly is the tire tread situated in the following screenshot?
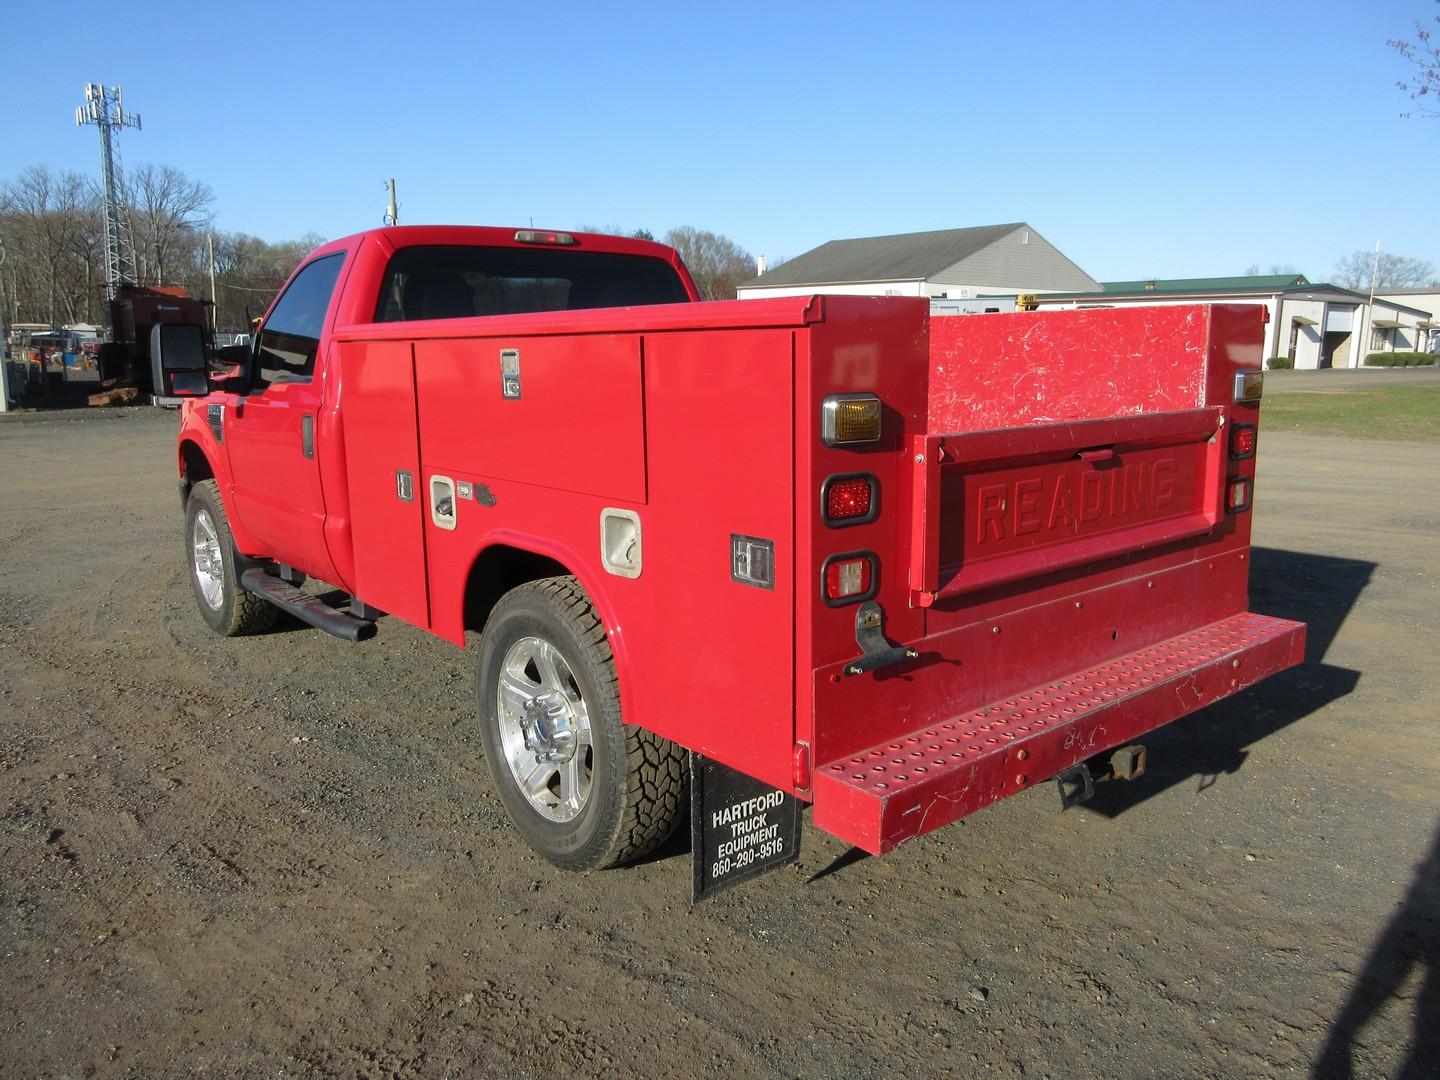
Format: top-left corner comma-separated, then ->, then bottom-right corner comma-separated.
515,576 -> 686,869
189,479 -> 278,636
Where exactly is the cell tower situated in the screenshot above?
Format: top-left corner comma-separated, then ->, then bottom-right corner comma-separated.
75,84 -> 141,299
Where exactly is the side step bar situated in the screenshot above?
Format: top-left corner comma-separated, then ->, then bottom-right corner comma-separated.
239,569 -> 377,643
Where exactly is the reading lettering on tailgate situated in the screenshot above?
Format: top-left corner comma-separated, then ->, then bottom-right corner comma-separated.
973,456 -> 1179,545
937,438 -> 1213,587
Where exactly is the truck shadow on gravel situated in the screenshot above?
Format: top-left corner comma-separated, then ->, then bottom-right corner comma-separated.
1312,820 -> 1440,1079
1082,546 -> 1369,819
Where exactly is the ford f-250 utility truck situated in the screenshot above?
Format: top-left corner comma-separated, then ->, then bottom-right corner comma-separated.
162,225 -> 1305,897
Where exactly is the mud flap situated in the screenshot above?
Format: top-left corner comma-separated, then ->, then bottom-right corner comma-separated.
691,755 -> 801,903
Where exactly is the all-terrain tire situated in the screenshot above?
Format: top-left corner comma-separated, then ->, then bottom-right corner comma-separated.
184,479 -> 278,637
476,576 -> 686,870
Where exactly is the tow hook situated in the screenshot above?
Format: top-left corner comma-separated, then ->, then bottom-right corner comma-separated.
1056,744 -> 1148,809
844,601 -> 919,677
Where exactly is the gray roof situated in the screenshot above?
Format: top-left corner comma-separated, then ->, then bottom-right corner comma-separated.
743,223 -> 1026,288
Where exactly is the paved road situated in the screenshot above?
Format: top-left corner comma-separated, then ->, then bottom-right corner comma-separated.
0,410 -> 1435,1078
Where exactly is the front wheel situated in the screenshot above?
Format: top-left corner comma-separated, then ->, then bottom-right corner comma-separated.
475,576 -> 686,870
184,480 -> 277,637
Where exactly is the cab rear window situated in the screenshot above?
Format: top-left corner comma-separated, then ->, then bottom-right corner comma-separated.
375,245 -> 690,322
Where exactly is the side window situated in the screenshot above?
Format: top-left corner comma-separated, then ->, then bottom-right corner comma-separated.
254,253 -> 345,388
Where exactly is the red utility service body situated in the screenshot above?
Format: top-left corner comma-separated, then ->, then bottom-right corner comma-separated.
178,226 -> 1304,855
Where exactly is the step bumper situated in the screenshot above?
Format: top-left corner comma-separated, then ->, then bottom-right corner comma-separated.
811,612 -> 1305,855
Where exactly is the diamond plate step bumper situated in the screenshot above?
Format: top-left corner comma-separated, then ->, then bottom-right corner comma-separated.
811,612 -> 1305,855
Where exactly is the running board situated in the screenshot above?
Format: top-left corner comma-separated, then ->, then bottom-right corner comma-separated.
239,569 -> 377,643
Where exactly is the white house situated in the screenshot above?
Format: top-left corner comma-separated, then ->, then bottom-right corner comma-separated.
737,223 -> 1100,302
1373,288 -> 1440,353
1034,275 -> 1435,369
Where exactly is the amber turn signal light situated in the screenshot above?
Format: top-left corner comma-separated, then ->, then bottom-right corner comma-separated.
821,395 -> 882,447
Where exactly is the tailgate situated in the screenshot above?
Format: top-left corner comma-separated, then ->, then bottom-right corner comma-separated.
909,407 -> 1227,605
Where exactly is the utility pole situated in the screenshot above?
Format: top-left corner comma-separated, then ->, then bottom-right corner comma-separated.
75,84 -> 141,300
384,179 -> 399,226
208,233 -> 218,332
0,237 -> 9,412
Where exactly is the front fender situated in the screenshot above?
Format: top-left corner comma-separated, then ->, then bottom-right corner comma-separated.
177,398 -> 263,556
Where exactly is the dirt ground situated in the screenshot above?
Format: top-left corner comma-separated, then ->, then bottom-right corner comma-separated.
0,408 -> 1436,1080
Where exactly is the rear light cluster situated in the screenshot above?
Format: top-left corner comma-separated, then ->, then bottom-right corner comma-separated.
822,473 -> 877,526
823,552 -> 876,605
820,395 -> 883,606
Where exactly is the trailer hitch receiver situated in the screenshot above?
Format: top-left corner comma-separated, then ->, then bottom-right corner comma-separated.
1056,764 -> 1095,810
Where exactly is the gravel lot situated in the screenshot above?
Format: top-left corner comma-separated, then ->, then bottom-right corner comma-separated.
0,407 -> 1435,1079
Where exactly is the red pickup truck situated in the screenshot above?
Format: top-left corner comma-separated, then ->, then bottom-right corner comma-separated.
164,225 -> 1304,896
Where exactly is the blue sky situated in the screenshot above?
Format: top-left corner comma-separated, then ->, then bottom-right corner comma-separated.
2,0 -> 1435,282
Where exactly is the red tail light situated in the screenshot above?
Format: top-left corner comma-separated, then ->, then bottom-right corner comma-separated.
1226,478 -> 1252,513
1230,424 -> 1257,460
823,552 -> 875,605
823,474 -> 877,526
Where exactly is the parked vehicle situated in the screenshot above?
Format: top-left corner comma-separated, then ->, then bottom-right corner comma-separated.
106,283 -> 212,393
166,225 -> 1305,895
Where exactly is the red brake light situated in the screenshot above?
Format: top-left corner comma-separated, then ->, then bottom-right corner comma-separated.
1226,478 -> 1252,513
1230,424 -> 1257,460
823,474 -> 877,525
824,553 -> 874,604
514,230 -> 576,246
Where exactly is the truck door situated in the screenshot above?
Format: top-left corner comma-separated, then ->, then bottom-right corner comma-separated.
226,252 -> 347,581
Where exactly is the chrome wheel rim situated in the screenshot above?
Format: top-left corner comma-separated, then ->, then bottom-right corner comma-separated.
191,509 -> 225,611
496,635 -> 593,822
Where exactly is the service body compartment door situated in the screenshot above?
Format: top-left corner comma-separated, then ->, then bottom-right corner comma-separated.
639,328 -> 796,791
414,334 -> 646,503
336,340 -> 431,629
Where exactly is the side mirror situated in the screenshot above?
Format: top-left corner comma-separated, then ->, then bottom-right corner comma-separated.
149,323 -> 211,398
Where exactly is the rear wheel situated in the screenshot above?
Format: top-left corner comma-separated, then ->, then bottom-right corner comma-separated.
184,480 -> 277,637
476,576 -> 686,870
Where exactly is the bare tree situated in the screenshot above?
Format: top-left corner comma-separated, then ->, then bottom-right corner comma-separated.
0,166 -> 99,325
1389,2 -> 1439,118
124,164 -> 214,285
663,226 -> 755,300
207,230 -> 327,330
1334,250 -> 1438,290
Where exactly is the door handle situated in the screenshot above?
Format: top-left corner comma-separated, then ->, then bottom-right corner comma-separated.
301,414 -> 315,459
430,475 -> 457,531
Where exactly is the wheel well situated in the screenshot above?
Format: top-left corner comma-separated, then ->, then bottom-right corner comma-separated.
463,545 -> 570,633
178,440 -> 214,505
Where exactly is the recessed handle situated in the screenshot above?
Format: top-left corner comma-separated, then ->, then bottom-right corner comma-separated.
429,475 -> 457,530
1077,447 -> 1115,464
